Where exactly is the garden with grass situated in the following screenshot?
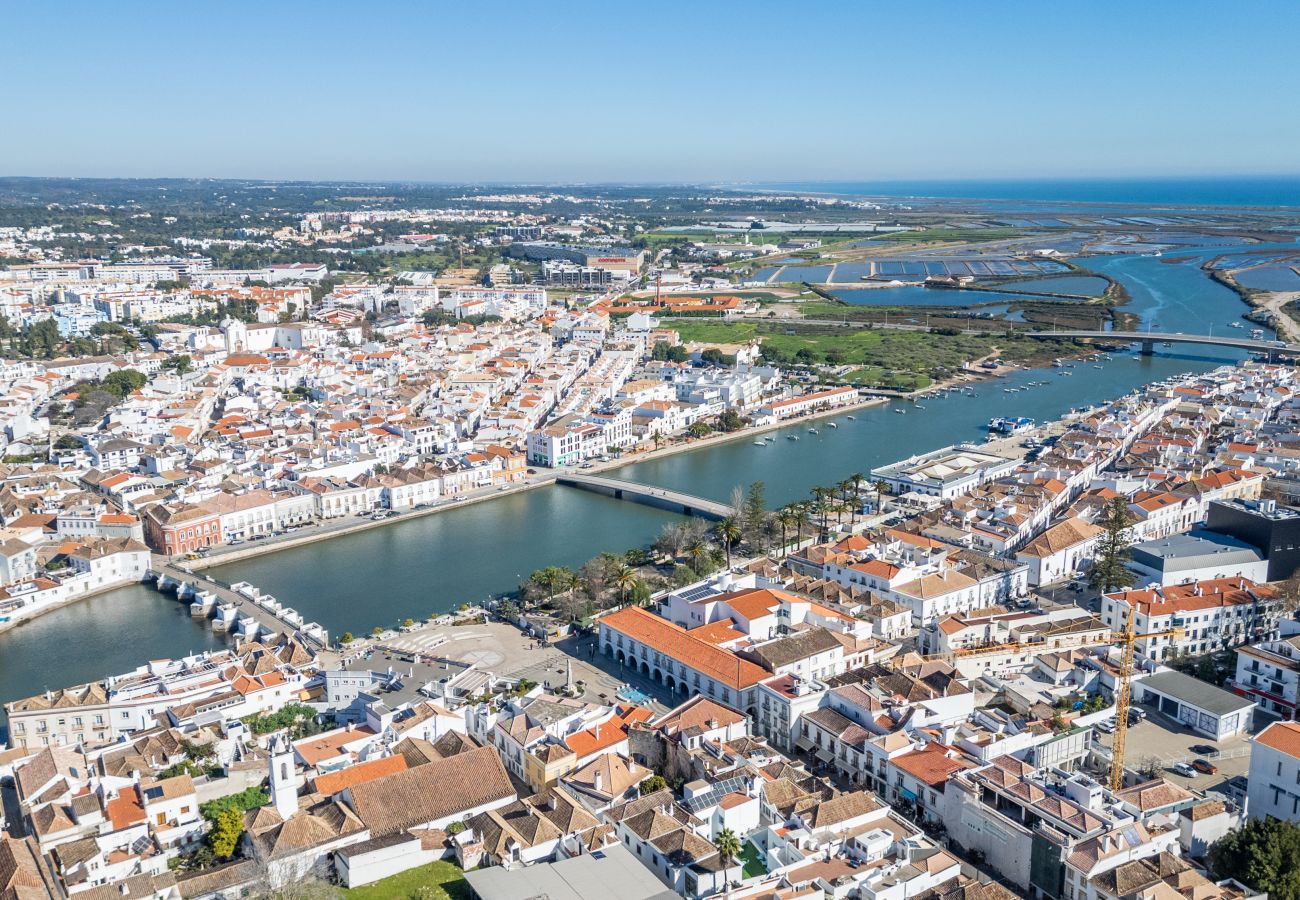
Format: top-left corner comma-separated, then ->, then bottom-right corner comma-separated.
342,861 -> 469,900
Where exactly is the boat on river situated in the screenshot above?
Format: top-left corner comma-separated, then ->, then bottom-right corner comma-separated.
845,415 -> 855,420
753,440 -> 766,446
827,422 -> 838,428
808,428 -> 818,435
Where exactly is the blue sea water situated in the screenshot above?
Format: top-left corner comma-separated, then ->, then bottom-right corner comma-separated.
755,177 -> 1300,209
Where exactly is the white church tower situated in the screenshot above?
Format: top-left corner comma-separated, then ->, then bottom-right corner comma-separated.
269,732 -> 300,819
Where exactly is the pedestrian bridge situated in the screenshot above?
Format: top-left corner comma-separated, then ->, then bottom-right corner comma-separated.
556,473 -> 732,520
1027,330 -> 1300,357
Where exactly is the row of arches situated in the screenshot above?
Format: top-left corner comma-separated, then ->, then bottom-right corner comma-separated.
607,644 -> 689,696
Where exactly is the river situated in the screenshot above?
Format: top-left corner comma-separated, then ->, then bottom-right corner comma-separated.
0,246 -> 1285,725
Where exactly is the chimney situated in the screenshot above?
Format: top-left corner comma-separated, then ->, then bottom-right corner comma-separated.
593,770 -> 603,793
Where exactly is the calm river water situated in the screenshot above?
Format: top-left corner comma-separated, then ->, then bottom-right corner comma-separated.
0,247 -> 1287,724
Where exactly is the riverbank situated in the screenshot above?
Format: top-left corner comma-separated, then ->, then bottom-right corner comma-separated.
187,391 -> 890,572
1203,261 -> 1300,342
0,575 -> 147,636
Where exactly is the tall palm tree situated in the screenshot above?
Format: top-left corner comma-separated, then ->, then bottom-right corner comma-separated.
775,507 -> 798,554
714,827 -> 741,869
686,540 -> 710,573
792,503 -> 812,544
874,479 -> 890,515
613,565 -> 639,607
714,515 -> 742,570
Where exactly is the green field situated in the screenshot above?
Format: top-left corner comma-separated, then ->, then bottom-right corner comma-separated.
665,320 -> 1072,387
342,861 -> 468,900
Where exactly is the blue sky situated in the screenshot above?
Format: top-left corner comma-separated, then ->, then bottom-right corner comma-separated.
3,1 -> 1297,182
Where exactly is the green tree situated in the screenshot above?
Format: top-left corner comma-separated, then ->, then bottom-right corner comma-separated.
639,775 -> 668,796
101,368 -> 147,397
688,420 -> 712,438
613,565 -> 639,607
208,808 -> 243,859
743,481 -> 767,541
874,479 -> 890,514
714,827 -> 741,867
1210,817 -> 1300,900
1088,497 -> 1137,593
162,354 -> 193,375
718,409 -> 744,432
339,632 -> 353,644
714,515 -> 742,570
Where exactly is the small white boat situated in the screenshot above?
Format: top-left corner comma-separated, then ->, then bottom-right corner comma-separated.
753,440 -> 766,446
915,404 -> 927,410
846,415 -> 856,420
827,422 -> 838,428
788,434 -> 799,441
894,408 -> 907,415
808,427 -> 818,435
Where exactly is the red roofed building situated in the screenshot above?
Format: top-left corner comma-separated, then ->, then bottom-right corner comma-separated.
598,606 -> 770,713
886,742 -> 975,824
1102,577 -> 1275,660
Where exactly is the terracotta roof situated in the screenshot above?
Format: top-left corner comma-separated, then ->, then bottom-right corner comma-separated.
1256,720 -> 1300,759
600,606 -> 769,689
345,745 -> 515,836
312,755 -> 409,797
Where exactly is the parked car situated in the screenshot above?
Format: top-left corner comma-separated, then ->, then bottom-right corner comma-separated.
1191,759 -> 1218,775
1172,762 -> 1198,778
1095,719 -> 1116,734
1189,744 -> 1216,756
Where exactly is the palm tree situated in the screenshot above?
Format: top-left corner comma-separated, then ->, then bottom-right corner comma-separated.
714,827 -> 741,869
714,515 -> 742,570
874,479 -> 890,515
775,507 -> 798,554
613,565 -> 639,607
686,540 -> 710,574
792,503 -> 812,544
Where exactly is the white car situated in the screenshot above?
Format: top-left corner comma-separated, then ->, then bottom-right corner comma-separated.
1172,762 -> 1198,778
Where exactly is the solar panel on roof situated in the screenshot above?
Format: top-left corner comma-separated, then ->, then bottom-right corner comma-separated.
682,774 -> 751,813
678,585 -> 718,603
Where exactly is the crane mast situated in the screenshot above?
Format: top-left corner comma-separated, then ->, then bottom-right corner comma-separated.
1108,603 -> 1184,792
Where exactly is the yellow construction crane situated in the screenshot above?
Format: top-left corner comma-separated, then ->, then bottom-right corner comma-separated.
1109,605 -> 1185,791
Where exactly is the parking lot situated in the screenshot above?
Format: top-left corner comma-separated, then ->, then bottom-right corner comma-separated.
1094,705 -> 1253,794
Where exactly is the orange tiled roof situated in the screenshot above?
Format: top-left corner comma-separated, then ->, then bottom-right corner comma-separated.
600,607 -> 769,688
313,754 -> 409,796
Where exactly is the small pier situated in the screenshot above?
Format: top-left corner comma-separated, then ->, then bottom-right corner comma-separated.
151,561 -> 328,649
556,473 -> 732,520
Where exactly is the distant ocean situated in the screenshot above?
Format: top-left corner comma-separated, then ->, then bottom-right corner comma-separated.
755,177 -> 1300,209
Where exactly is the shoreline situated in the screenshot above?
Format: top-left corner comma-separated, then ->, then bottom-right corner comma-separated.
0,576 -> 148,637
189,392 -> 892,573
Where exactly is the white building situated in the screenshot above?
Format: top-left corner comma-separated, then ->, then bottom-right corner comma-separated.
1247,720 -> 1300,820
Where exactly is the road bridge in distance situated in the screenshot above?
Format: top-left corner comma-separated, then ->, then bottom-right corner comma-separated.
1026,330 -> 1299,358
556,473 -> 732,520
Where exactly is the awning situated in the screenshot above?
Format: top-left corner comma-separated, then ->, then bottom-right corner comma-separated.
815,749 -> 835,764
